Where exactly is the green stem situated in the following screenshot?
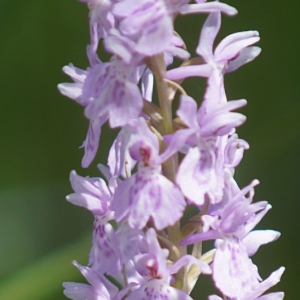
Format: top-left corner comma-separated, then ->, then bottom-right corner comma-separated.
146,53 -> 185,289
151,54 -> 172,135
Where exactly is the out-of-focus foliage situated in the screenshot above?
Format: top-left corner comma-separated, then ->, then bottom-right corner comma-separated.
0,0 -> 299,299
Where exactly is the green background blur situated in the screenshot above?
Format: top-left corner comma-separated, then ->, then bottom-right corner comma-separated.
0,0 -> 299,299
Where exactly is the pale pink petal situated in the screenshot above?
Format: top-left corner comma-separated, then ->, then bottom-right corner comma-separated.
166,64 -> 213,80
196,12 -> 221,60
243,267 -> 285,300
149,174 -> 185,230
104,29 -> 135,64
160,128 -> 196,162
177,147 -> 224,205
213,240 -> 260,298
224,135 -> 249,168
218,36 -> 260,62
141,69 -> 154,102
169,254 -> 212,275
72,261 -> 118,297
112,172 -> 185,230
257,292 -> 285,300
208,295 -> 222,300
215,30 -> 259,58
62,63 -> 87,83
226,46 -> 261,73
177,95 -> 199,129
127,279 -> 193,300
180,3 -> 237,16
58,83 -> 83,103
63,282 -> 100,300
82,117 -> 107,168
200,99 -> 247,137
108,125 -> 136,177
89,220 -> 122,275
114,0 -> 174,56
67,193 -> 106,215
243,230 -> 281,257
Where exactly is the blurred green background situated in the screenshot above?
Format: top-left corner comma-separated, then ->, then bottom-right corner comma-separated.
0,0 -> 298,299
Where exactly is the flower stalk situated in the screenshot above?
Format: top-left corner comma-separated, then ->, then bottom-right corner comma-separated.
58,1 -> 285,299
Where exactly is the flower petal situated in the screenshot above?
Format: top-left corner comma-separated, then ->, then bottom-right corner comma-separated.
213,240 -> 260,298
196,12 -> 221,60
243,230 -> 281,257
112,172 -> 185,230
180,3 -> 237,16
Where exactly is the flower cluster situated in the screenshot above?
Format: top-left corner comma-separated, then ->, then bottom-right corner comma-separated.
59,0 -> 285,299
